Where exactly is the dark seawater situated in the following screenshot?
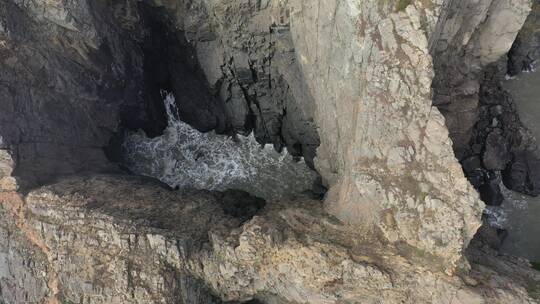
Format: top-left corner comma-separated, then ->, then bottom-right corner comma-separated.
499,70 -> 540,262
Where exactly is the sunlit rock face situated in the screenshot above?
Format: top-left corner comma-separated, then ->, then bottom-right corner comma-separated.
289,0 -> 487,271
122,92 -> 318,201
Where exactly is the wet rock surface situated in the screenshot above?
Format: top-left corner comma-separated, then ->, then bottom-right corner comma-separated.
133,0 -> 321,165
504,151 -> 540,196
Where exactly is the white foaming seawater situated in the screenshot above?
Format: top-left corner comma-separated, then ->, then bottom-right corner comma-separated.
121,92 -> 318,201
483,179 -> 529,229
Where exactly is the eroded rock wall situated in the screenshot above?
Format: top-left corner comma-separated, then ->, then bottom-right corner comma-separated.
1,175 -> 539,304
0,0 -> 322,190
430,0 -> 540,203
0,0 -> 169,188
431,0 -> 530,159
142,0 -> 321,164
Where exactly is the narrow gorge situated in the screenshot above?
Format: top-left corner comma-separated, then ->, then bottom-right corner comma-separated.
0,0 -> 539,303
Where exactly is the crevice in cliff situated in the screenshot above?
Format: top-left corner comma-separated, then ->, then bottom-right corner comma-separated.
138,2 -> 227,135
428,0 -> 540,265
430,1 -> 540,262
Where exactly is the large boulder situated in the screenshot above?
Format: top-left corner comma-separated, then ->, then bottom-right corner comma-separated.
503,151 -> 540,196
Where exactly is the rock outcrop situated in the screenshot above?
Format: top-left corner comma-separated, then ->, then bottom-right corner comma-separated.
288,0 -> 486,272
0,0 -> 163,188
430,0 -> 538,204
0,0 -> 539,303
1,175 -> 539,304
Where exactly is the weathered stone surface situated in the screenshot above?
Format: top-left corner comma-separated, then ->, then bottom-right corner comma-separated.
132,0 -> 321,164
471,61 -> 540,196
0,0 -> 159,188
284,0 -> 485,271
0,0 -> 490,272
0,175 -> 538,304
0,0 -> 322,187
483,130 -> 511,171
430,0 -> 532,201
428,0 -> 540,204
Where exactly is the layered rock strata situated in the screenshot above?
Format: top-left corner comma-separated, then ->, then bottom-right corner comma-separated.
286,0 -> 488,272
0,175 -> 538,304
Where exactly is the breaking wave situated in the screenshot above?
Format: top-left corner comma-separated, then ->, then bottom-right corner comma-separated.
121,91 -> 318,201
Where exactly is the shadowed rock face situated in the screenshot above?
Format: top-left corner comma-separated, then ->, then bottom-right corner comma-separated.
509,1 -> 540,76
0,0 -> 167,188
431,0 -> 531,159
430,0 -> 538,204
0,0 -> 321,190
0,0 -> 539,303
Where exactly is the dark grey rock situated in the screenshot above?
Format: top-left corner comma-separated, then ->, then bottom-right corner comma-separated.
503,151 -> 540,196
473,224 -> 508,250
483,130 -> 511,171
0,0 -> 167,188
478,173 -> 504,206
508,1 -> 540,75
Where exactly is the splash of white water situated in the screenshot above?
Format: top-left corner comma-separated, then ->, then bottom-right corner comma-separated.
121,92 -> 318,201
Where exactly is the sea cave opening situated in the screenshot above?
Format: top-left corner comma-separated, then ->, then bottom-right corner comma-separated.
106,2 -> 323,203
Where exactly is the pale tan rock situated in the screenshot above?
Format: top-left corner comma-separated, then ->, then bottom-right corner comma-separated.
0,149 -> 13,177
0,177 -> 18,192
288,0 -> 485,272
0,175 -> 533,304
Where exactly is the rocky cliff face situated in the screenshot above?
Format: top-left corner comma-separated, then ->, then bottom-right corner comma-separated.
0,0 -> 539,303
1,174 -> 539,304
